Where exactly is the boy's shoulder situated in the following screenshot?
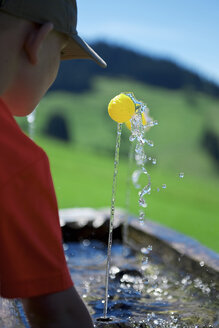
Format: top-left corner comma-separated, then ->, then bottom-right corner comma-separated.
0,99 -> 47,187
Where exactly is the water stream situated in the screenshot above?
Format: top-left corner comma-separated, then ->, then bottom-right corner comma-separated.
103,93 -> 157,319
103,123 -> 123,318
26,107 -> 37,140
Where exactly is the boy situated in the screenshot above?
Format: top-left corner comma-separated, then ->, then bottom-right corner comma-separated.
0,0 -> 106,327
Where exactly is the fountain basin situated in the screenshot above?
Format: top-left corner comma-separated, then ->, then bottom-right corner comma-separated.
1,207 -> 218,327
60,208 -> 219,328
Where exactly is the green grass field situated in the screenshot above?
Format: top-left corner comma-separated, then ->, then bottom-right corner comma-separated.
34,136 -> 219,253
17,77 -> 219,253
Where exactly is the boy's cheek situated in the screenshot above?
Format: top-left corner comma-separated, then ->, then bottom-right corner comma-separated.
2,84 -> 38,117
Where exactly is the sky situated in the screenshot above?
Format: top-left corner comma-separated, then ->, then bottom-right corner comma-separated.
77,0 -> 219,85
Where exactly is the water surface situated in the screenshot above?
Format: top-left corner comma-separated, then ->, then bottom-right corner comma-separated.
0,240 -> 218,327
65,240 -> 219,327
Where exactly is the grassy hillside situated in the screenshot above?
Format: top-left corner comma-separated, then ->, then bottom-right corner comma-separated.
16,77 -> 219,252
18,76 -> 219,178
34,137 -> 219,253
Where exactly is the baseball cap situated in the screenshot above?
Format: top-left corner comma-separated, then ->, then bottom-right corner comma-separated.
0,0 -> 107,68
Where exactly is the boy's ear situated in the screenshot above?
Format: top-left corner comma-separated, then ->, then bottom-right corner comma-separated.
24,22 -> 54,65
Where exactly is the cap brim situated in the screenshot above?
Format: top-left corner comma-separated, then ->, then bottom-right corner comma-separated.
61,34 -> 107,68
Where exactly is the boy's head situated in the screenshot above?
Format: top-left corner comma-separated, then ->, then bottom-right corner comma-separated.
0,0 -> 106,116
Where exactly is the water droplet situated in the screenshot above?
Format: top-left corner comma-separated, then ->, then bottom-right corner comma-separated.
139,198 -> 147,208
142,166 -> 148,174
27,107 -> 37,140
139,211 -> 145,222
110,266 -> 120,275
152,158 -> 157,165
82,239 -> 90,247
63,243 -> 69,251
141,248 -> 148,255
139,184 -> 151,197
179,172 -> 184,178
129,135 -> 136,142
141,264 -> 148,271
148,120 -> 158,127
141,245 -> 152,255
146,139 -> 154,147
142,256 -> 148,265
143,277 -> 149,284
139,137 -> 146,145
132,170 -> 141,189
200,261 -> 205,267
27,111 -> 36,124
162,184 -> 167,189
139,211 -> 145,225
157,188 -> 160,192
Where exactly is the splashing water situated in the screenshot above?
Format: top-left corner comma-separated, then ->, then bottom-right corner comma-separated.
122,93 -> 157,245
123,141 -> 135,246
140,245 -> 153,272
63,241 -> 218,327
103,123 -> 122,318
125,92 -> 156,222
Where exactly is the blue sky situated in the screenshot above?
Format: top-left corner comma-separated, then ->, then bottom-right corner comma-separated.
77,0 -> 219,85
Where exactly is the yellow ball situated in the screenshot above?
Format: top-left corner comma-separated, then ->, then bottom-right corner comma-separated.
125,120 -> 132,130
142,112 -> 147,125
108,93 -> 135,123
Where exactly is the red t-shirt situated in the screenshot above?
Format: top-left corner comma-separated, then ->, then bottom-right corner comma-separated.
0,99 -> 73,298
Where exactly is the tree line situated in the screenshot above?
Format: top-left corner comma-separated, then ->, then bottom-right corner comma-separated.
51,42 -> 219,97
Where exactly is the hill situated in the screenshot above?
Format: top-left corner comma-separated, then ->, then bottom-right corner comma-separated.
51,42 -> 219,98
18,76 -> 219,178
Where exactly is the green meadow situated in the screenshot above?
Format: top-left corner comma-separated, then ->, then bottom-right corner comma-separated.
17,77 -> 219,252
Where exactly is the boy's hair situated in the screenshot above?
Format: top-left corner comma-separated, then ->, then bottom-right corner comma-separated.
0,0 -> 106,67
